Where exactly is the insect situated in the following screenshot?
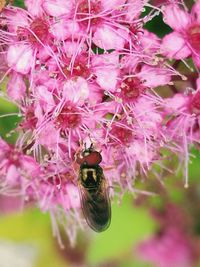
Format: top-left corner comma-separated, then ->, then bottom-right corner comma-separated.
76,145 -> 111,232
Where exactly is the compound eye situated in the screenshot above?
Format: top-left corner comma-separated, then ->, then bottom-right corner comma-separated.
75,150 -> 102,166
85,151 -> 102,165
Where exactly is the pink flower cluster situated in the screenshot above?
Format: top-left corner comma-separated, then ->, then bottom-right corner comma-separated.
0,0 -> 200,241
137,204 -> 194,267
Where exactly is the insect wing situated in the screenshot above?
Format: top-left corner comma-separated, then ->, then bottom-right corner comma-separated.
78,178 -> 111,232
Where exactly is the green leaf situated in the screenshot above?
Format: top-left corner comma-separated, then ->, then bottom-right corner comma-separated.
13,0 -> 25,8
0,96 -> 20,143
188,147 -> 200,183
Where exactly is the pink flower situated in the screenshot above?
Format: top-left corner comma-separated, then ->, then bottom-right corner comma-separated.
137,227 -> 193,267
162,77 -> 200,187
161,1 -> 200,66
0,138 -> 40,193
36,166 -> 81,212
1,7 -> 52,74
73,0 -> 138,50
137,204 -> 194,267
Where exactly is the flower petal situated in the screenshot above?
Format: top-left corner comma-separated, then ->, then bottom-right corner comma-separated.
63,77 -> 89,104
140,30 -> 161,54
140,65 -> 171,87
101,0 -> 125,11
7,44 -> 34,74
165,93 -> 188,112
6,165 -> 20,186
36,85 -> 55,112
7,72 -> 26,101
92,53 -> 119,92
88,84 -> 104,104
196,77 -> 200,91
93,25 -> 127,50
92,53 -> 119,68
163,4 -> 191,31
191,0 -> 200,24
125,0 -> 144,21
21,155 -> 40,177
192,54 -> 200,68
42,0 -> 73,17
2,8 -> 29,33
24,0 -> 44,16
64,41 -> 87,57
95,69 -> 118,92
161,32 -> 191,59
51,19 -> 80,40
38,122 -> 60,149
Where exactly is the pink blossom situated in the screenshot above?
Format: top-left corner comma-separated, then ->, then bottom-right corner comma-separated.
137,227 -> 193,267
161,1 -> 200,66
1,7 -> 53,75
37,171 -> 81,212
0,138 -> 40,193
137,204 -> 194,267
162,78 -> 200,187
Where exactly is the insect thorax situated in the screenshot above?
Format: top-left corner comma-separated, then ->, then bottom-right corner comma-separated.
80,164 -> 103,188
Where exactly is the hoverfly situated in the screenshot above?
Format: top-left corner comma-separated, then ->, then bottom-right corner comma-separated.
76,145 -> 111,232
